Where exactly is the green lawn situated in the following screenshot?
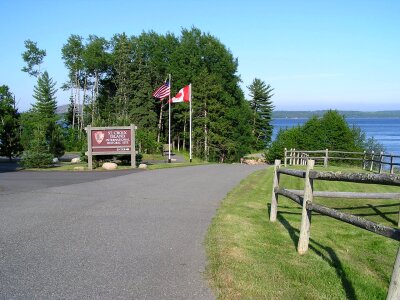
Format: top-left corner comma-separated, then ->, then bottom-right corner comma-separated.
205,166 -> 400,299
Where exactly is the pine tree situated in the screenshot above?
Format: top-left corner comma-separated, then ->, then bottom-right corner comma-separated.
0,85 -> 23,159
31,71 -> 65,158
32,71 -> 58,119
247,78 -> 274,150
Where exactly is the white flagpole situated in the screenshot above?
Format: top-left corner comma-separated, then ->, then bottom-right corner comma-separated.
168,74 -> 171,163
189,83 -> 192,163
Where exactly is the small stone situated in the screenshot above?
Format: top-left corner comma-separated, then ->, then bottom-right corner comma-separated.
102,162 -> 118,170
138,163 -> 147,169
71,157 -> 81,164
53,157 -> 59,163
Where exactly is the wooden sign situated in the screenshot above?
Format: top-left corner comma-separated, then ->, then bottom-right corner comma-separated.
85,124 -> 136,170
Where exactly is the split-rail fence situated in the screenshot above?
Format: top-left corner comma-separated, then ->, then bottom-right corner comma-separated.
284,148 -> 400,174
270,159 -> 400,299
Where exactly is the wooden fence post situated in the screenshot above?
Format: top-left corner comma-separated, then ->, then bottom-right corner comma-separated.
270,160 -> 281,222
387,246 -> 400,300
324,149 -> 328,168
379,152 -> 384,174
86,125 -> 93,170
370,151 -> 375,172
298,159 -> 315,255
390,154 -> 394,175
284,148 -> 287,167
363,151 -> 367,169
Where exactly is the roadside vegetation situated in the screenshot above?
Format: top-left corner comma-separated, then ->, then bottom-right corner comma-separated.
206,166 -> 400,299
0,28 -> 275,169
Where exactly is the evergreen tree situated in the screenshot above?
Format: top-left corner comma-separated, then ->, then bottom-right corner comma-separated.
111,33 -> 133,124
31,71 -> 65,158
247,78 -> 274,150
0,85 -> 23,159
32,71 -> 58,119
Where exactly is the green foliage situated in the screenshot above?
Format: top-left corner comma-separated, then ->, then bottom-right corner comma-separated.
47,123 -> 65,158
32,71 -> 58,119
21,40 -> 46,77
247,78 -> 274,150
0,85 -> 23,159
364,136 -> 385,154
64,127 -> 86,152
57,27 -> 256,162
20,151 -> 53,168
136,129 -> 160,154
267,110 -> 364,162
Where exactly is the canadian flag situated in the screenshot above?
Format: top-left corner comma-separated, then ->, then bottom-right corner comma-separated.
171,84 -> 191,103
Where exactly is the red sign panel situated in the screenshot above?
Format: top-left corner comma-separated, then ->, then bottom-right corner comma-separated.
91,129 -> 131,153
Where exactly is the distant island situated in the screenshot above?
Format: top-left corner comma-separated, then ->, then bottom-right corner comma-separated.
272,110 -> 400,118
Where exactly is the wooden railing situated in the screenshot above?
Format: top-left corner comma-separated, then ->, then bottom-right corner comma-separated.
284,148 -> 400,174
270,160 -> 400,299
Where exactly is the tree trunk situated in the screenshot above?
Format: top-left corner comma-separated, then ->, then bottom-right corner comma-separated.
157,102 -> 164,143
81,74 -> 87,131
183,114 -> 187,151
204,102 -> 208,161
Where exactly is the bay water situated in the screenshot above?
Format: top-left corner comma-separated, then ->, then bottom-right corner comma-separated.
271,118 -> 400,156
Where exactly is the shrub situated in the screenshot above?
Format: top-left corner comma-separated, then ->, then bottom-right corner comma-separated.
20,150 -> 53,168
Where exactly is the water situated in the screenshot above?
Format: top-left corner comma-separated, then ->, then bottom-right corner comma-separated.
271,118 -> 400,155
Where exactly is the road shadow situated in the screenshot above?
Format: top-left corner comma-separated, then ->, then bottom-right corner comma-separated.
0,158 -> 22,173
277,212 -> 357,300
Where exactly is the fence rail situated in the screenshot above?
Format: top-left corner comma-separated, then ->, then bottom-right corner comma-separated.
270,160 -> 400,299
284,148 -> 400,174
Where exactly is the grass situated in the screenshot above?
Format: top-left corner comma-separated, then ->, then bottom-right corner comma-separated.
21,151 -> 209,171
205,165 -> 400,299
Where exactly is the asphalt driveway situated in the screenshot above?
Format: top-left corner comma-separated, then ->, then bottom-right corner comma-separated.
0,164 -> 266,299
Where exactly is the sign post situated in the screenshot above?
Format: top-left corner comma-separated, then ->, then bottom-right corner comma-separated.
85,124 -> 137,170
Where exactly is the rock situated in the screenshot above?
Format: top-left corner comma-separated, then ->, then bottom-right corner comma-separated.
71,157 -> 81,164
73,166 -> 85,171
53,157 -> 59,163
102,162 -> 118,170
138,163 -> 147,169
243,159 -> 266,165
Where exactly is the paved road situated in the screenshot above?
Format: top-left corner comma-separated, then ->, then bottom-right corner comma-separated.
0,164 -> 266,299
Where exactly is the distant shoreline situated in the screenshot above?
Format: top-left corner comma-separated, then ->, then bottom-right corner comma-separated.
273,110 -> 400,119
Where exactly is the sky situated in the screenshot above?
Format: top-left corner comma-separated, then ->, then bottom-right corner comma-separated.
0,0 -> 399,112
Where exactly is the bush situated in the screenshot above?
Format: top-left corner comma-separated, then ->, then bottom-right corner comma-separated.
267,110 -> 365,162
20,150 -> 53,168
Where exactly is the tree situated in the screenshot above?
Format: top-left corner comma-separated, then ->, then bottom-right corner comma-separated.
266,110 -> 365,162
21,40 -> 46,77
31,71 -> 65,158
82,35 -> 110,124
247,78 -> 274,150
0,85 -> 22,159
111,33 -> 133,124
32,71 -> 58,119
61,35 -> 84,128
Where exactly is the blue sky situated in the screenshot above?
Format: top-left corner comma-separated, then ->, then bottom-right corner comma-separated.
1,0 -> 399,112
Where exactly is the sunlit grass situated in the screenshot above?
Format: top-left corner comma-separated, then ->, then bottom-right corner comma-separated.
206,166 -> 400,299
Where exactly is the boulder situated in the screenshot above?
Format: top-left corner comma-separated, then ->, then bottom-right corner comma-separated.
138,163 -> 147,169
243,159 -> 266,165
73,166 -> 85,171
71,157 -> 81,164
52,157 -> 59,163
102,162 -> 118,170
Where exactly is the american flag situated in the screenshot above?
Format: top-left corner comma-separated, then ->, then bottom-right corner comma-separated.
152,81 -> 170,100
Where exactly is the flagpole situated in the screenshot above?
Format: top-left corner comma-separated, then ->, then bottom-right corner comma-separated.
168,74 -> 171,163
189,83 -> 192,163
